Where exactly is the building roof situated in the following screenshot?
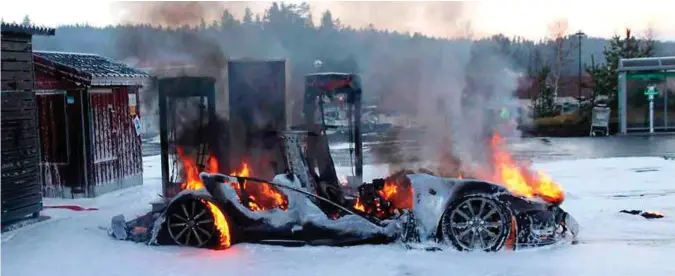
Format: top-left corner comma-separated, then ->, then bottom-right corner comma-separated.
33,51 -> 150,86
619,56 -> 675,72
1,22 -> 55,36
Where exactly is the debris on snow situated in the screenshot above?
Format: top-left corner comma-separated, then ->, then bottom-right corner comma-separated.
110,211 -> 162,242
620,210 -> 666,219
44,205 -> 99,211
110,215 -> 127,240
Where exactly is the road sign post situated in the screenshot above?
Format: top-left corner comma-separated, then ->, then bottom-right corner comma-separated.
644,86 -> 659,133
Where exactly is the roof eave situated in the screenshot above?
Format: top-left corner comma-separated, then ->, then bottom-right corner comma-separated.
1,23 -> 56,36
90,76 -> 150,87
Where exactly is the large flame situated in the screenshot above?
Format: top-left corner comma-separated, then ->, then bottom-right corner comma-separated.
176,148 -> 230,248
176,147 -> 288,212
489,133 -> 564,204
349,132 -> 564,219
176,148 -> 286,248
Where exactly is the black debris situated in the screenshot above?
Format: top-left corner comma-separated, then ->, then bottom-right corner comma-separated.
620,210 -> 641,215
620,209 -> 665,219
641,211 -> 665,219
109,210 -> 163,243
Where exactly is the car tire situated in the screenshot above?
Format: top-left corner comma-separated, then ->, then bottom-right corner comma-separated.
440,194 -> 512,252
165,195 -> 237,249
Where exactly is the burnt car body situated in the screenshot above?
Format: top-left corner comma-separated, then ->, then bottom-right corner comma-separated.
145,171 -> 578,252
113,72 -> 578,252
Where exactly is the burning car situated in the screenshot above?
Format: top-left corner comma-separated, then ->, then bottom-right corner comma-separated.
112,72 -> 578,252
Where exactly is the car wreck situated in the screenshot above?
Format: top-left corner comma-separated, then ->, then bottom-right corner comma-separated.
110,72 -> 578,252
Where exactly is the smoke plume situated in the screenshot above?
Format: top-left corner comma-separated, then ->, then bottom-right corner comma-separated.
112,1 -> 526,178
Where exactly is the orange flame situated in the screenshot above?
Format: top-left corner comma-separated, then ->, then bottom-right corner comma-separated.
229,162 -> 288,211
489,133 -> 564,204
201,199 -> 231,248
208,154 -> 219,174
176,147 -> 288,212
353,197 -> 366,212
176,147 -> 206,190
176,148 -> 231,248
378,170 -> 415,211
377,179 -> 413,210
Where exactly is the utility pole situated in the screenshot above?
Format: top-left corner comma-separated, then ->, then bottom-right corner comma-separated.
574,31 -> 586,99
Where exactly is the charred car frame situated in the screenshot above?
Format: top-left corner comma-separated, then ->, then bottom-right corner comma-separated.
113,72 -> 578,252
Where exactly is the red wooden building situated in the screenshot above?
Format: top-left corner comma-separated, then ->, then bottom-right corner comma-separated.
32,51 -> 150,198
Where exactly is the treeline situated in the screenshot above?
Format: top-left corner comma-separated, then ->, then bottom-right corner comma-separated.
21,2 -> 675,111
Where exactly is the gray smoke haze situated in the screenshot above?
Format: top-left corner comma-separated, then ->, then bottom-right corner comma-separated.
113,2 -> 229,116
309,1 -> 479,38
113,1 -> 525,177
113,1 -> 478,37
371,35 -> 523,175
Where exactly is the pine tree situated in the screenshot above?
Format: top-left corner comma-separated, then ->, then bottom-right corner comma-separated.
535,65 -> 555,117
22,15 -> 31,25
320,10 -> 335,31
220,10 -> 238,29
242,7 -> 253,25
585,28 -> 656,110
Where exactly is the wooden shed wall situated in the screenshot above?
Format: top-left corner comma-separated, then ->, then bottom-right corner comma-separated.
87,86 -> 143,196
1,32 -> 42,222
1,33 -> 34,91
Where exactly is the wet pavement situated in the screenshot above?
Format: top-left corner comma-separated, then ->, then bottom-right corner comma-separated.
142,134 -> 675,165
504,134 -> 675,162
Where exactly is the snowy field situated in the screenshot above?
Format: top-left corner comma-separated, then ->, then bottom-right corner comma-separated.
2,155 -> 675,276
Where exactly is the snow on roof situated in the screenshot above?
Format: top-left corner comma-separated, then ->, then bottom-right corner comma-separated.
33,51 -> 150,86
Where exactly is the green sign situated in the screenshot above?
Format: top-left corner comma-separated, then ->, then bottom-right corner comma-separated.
644,86 -> 659,96
628,71 -> 675,80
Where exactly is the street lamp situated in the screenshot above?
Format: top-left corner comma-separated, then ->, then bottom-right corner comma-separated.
574,31 -> 587,99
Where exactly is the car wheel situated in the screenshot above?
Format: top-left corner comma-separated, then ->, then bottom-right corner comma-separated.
166,195 -> 225,248
440,194 -> 512,252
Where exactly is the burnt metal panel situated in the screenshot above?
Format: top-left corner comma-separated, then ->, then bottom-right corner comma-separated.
228,60 -> 287,131
158,77 -> 218,199
1,91 -> 43,223
227,60 -> 287,180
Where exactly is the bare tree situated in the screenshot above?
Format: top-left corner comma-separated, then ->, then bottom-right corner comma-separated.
546,18 -> 573,99
643,25 -> 657,55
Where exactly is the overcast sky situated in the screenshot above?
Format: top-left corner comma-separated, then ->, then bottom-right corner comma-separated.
2,0 -> 674,41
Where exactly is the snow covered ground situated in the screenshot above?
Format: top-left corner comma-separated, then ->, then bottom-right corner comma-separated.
2,156 -> 675,276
